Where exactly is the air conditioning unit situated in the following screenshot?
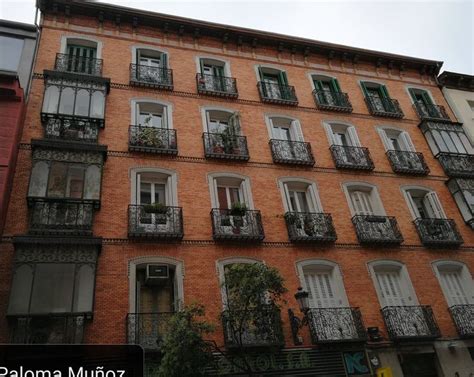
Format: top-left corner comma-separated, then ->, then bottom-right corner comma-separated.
145,264 -> 169,285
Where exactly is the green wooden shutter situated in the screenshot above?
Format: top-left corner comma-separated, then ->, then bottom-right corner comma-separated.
421,91 -> 434,105
160,53 -> 168,68
278,71 -> 288,86
330,78 -> 341,93
258,67 -> 264,81
361,82 -> 369,97
380,85 -> 391,99
313,80 -> 324,91
213,65 -> 224,77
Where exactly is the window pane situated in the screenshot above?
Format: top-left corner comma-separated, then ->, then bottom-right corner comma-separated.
66,166 -> 85,198
42,86 -> 60,114
74,89 -> 90,116
441,131 -> 457,153
217,187 -> 228,209
47,163 -> 68,197
73,264 -> 95,312
90,91 -> 104,118
8,264 -> 33,314
83,165 -> 101,200
28,161 -> 49,197
140,182 -> 152,204
230,188 -> 241,205
30,264 -> 75,313
59,87 -> 75,115
0,36 -> 24,71
154,183 -> 166,204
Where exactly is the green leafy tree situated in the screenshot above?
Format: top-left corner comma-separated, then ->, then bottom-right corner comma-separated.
157,304 -> 214,377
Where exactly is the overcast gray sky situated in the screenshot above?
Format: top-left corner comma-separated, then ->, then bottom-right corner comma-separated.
1,0 -> 473,74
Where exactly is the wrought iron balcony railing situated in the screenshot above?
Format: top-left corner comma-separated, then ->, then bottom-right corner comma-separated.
129,126 -> 178,155
9,314 -> 85,344
365,96 -> 404,118
381,306 -> 440,341
211,208 -> 264,242
269,139 -> 315,166
413,103 -> 450,121
196,73 -> 238,98
330,145 -> 375,170
128,205 -> 183,240
127,312 -> 174,351
449,305 -> 474,338
54,53 -> 102,76
352,215 -> 403,245
312,90 -> 353,112
203,132 -> 249,161
436,152 -> 474,178
414,218 -> 463,247
285,212 -> 337,242
129,64 -> 173,90
257,81 -> 298,105
386,150 -> 429,175
41,113 -> 100,143
28,197 -> 94,235
222,306 -> 283,348
306,307 -> 366,343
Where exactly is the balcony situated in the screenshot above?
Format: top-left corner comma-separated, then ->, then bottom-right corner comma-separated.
365,96 -> 404,118
196,73 -> 238,98
306,307 -> 366,343
257,81 -> 298,105
222,306 -> 283,348
211,208 -> 264,242
28,197 -> 94,236
41,113 -> 100,143
437,152 -> 474,178
269,139 -> 315,166
9,314 -> 85,344
352,215 -> 403,245
54,53 -> 102,76
203,132 -> 249,161
128,126 -> 178,155
449,305 -> 474,338
413,103 -> 450,121
129,64 -> 173,90
312,90 -> 353,113
414,218 -> 463,248
284,212 -> 337,243
386,150 -> 429,175
128,205 -> 183,240
127,312 -> 174,351
330,145 -> 375,170
381,306 -> 440,342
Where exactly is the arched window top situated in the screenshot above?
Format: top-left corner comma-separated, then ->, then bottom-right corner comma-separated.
401,185 -> 446,220
277,177 -> 323,213
432,260 -> 467,272
129,255 -> 185,275
129,167 -> 178,206
278,177 -> 315,186
296,258 -> 339,272
401,185 -> 433,196
360,80 -> 386,88
208,171 -> 249,182
343,182 -> 385,216
368,259 -> 405,272
343,181 -> 378,192
310,73 -> 335,81
207,172 -> 254,209
129,167 -> 176,180
257,65 -> 286,75
131,45 -> 169,65
130,99 -> 173,129
60,35 -> 102,58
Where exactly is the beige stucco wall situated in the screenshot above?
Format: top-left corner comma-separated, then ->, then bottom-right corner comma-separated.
442,87 -> 474,143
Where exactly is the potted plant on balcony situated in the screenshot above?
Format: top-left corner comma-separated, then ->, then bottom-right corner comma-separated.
230,202 -> 247,232
284,212 -> 299,225
143,202 -> 168,224
139,116 -> 164,149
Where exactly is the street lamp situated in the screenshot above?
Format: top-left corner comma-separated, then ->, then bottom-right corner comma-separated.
294,286 -> 309,313
288,287 -> 310,345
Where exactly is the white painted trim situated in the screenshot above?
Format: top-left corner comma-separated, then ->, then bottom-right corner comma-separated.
277,177 -> 323,212
367,259 -> 419,306
130,45 -> 169,65
194,55 -> 232,77
200,105 -> 239,133
128,256 -> 185,312
341,181 -> 387,216
306,71 -> 336,91
322,120 -> 360,147
376,125 -> 416,152
130,98 -> 173,129
432,260 -> 474,306
207,172 -> 255,209
405,85 -> 437,105
400,185 -> 445,220
254,63 -> 287,82
60,35 -> 103,59
264,113 -> 304,141
129,167 -> 179,206
295,259 -> 349,307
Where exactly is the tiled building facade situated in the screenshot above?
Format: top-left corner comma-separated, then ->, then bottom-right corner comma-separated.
0,1 -> 473,376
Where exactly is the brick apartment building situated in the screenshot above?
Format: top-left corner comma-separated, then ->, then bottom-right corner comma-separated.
0,1 -> 473,376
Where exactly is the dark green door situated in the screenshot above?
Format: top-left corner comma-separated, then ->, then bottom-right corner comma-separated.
67,45 -> 97,74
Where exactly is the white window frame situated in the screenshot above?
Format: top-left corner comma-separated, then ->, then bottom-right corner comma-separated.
254,64 -> 288,83
342,182 -> 386,216
307,72 -> 338,91
200,105 -> 240,133
265,114 -> 304,142
131,45 -> 169,65
207,172 -> 255,209
60,35 -> 103,58
130,98 -> 173,129
405,85 -> 437,105
367,260 -> 419,307
377,126 -> 416,152
128,256 -> 185,313
278,177 -> 323,213
323,121 -> 361,147
357,79 -> 388,94
432,260 -> 474,306
216,257 -> 263,307
401,185 -> 447,220
130,167 -> 178,207
195,55 -> 231,77
296,259 -> 349,308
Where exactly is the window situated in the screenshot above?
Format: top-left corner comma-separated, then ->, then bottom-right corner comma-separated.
198,58 -> 228,92
408,88 -> 433,107
325,123 -> 359,147
343,183 -> 385,216
279,179 -> 321,213
258,67 -> 289,99
268,116 -> 303,142
42,76 -> 106,119
205,109 -> 240,135
361,81 -> 390,107
421,122 -> 473,156
378,127 -> 415,152
312,75 -> 342,105
433,261 -> 474,307
209,174 -> 253,210
131,169 -> 178,207
28,161 -> 101,201
447,178 -> 474,226
66,43 -> 97,74
403,187 -> 446,220
137,48 -> 167,68
135,102 -> 168,128
0,35 -> 24,71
